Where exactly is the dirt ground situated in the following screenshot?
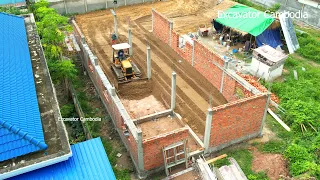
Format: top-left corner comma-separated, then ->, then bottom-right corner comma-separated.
138,116 -> 183,139
252,148 -> 289,180
75,0 -> 232,135
121,95 -> 167,119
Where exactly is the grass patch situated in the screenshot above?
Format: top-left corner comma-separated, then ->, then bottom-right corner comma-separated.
268,33 -> 320,178
259,140 -> 288,154
213,158 -> 231,168
296,32 -> 320,63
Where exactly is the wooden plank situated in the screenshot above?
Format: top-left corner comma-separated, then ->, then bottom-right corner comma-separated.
268,108 -> 291,131
206,154 -> 227,164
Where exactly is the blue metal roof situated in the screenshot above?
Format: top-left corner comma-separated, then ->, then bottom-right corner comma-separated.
0,0 -> 25,6
10,137 -> 117,180
0,12 -> 47,162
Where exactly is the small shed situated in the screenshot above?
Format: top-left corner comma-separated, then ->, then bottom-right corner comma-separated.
250,45 -> 288,81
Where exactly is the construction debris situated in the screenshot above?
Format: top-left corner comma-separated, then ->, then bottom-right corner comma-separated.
238,73 -> 280,104
206,154 -> 227,164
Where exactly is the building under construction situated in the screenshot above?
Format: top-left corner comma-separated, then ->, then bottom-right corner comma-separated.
72,0 -> 270,178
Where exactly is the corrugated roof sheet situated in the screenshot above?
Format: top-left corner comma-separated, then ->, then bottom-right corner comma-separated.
0,12 -> 47,162
0,0 -> 25,6
10,137 -> 117,180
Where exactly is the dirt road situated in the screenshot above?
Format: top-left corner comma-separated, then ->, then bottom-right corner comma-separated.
76,0 -> 228,134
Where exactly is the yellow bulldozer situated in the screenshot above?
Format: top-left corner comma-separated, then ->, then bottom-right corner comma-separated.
111,43 -> 141,83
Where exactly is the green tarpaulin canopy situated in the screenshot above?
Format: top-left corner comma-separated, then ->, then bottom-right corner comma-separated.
216,4 -> 274,36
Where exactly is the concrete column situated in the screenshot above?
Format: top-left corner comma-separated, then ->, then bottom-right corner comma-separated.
128,29 -> 133,55
192,41 -> 195,66
171,71 -> 177,110
137,129 -> 145,172
84,0 -> 88,12
111,86 -> 116,96
111,10 -> 118,37
169,21 -> 173,47
204,108 -> 213,154
259,93 -> 271,136
64,0 -> 68,14
147,46 -> 151,79
219,60 -> 229,93
106,0 -> 108,9
94,57 -> 98,66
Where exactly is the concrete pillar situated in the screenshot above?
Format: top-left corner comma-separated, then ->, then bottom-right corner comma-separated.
192,41 -> 195,66
111,10 -> 118,37
111,86 -> 116,96
259,93 -> 271,136
169,21 -> 173,47
128,29 -> 133,56
106,0 -> 108,9
204,108 -> 213,154
147,46 -> 151,79
137,129 -> 145,172
171,71 -> 177,110
84,0 -> 88,12
219,60 -> 229,93
94,57 -> 98,66
64,0 -> 68,14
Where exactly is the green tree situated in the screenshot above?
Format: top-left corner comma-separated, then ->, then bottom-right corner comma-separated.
49,60 -> 78,84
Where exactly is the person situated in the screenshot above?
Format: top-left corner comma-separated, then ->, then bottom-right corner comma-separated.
111,33 -> 117,44
118,49 -> 124,61
211,19 -> 223,33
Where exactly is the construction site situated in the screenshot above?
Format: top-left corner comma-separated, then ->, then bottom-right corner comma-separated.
71,0 -> 272,178
1,0 -> 319,178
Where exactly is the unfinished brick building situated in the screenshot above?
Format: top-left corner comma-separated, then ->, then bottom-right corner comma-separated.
71,7 -> 270,178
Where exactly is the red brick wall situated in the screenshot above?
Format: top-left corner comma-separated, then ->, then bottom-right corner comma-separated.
142,128 -> 189,170
152,9 -> 170,44
222,74 -> 237,102
210,94 -> 267,147
152,10 -> 250,103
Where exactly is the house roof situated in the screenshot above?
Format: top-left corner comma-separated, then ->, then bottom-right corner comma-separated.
0,12 -> 47,162
10,137 -> 117,180
0,0 -> 25,6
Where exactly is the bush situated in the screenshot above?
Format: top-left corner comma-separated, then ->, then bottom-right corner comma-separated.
284,144 -> 316,176
296,33 -> 320,63
60,103 -> 76,117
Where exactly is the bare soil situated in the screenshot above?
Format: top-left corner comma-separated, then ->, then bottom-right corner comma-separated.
75,0 -> 231,134
122,95 -> 167,119
138,116 -> 183,139
252,148 -> 289,180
